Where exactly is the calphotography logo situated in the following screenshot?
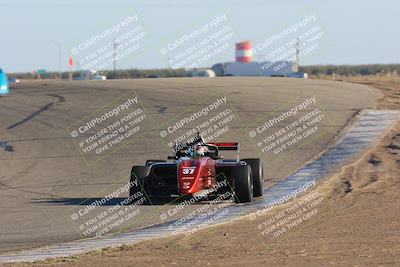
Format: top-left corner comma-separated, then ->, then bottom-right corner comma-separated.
158,93 -> 241,151
159,14 -> 236,71
67,92 -> 153,165
70,15 -> 147,71
255,13 -> 325,76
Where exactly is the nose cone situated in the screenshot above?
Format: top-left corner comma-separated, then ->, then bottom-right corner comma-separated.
178,159 -> 201,194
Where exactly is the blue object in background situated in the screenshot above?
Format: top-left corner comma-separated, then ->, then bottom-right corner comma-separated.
0,69 -> 9,95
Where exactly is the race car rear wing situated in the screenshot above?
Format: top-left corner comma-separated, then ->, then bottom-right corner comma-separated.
209,142 -> 239,151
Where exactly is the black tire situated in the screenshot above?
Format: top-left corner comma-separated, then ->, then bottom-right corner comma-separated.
242,158 -> 264,197
145,160 -> 166,166
129,166 -> 150,204
233,165 -> 253,203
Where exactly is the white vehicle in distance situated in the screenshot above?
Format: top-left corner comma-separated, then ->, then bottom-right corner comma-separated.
94,74 -> 107,80
80,70 -> 107,80
287,72 -> 308,79
190,69 -> 216,77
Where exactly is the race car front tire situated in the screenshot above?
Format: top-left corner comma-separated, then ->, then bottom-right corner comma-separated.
129,166 -> 150,204
233,165 -> 253,203
242,158 -> 264,197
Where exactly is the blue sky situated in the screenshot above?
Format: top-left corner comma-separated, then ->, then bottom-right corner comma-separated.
1,0 -> 399,72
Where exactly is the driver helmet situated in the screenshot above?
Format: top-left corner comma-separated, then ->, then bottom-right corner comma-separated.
195,145 -> 209,156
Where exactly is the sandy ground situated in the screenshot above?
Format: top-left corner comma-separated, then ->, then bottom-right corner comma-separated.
4,77 -> 400,267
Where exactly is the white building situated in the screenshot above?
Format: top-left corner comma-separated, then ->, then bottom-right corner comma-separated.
211,41 -> 305,77
212,61 -> 293,77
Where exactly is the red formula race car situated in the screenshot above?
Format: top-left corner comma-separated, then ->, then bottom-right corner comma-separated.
129,134 -> 263,203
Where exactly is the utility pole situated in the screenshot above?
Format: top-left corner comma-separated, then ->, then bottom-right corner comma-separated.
113,39 -> 119,77
68,55 -> 74,81
294,37 -> 300,73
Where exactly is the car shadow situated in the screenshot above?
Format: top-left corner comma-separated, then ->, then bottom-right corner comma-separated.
31,197 -> 189,206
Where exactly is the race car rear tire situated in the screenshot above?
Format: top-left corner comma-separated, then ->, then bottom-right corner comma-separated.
145,160 -> 166,166
242,158 -> 263,197
233,165 -> 253,203
129,166 -> 150,204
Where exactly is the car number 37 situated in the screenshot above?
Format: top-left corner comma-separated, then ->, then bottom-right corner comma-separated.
182,167 -> 195,175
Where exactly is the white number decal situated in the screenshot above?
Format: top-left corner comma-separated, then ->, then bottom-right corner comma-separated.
182,167 -> 195,175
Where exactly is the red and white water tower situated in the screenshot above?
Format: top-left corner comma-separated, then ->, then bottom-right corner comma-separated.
235,41 -> 253,63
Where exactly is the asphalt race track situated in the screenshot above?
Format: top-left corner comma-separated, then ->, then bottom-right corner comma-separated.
0,77 -> 379,253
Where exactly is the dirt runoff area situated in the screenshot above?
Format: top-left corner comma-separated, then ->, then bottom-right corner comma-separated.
6,77 -> 400,267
